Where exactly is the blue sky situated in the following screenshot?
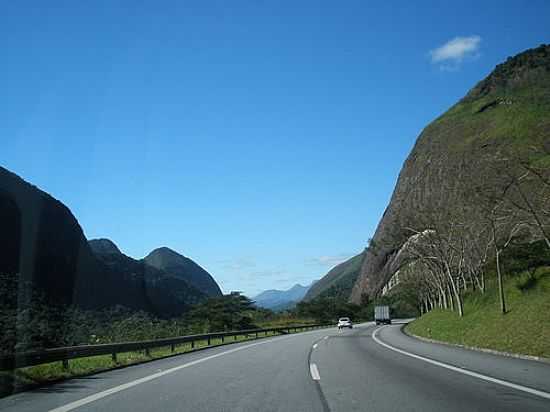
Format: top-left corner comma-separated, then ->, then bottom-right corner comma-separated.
2,1 -> 549,296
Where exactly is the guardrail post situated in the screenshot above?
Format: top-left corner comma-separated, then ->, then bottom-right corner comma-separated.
221,336 -> 225,343
112,352 -> 117,363
171,344 -> 175,353
234,335 -> 237,341
62,359 -> 69,370
207,337 -> 211,346
255,332 -> 258,339
145,348 -> 151,357
191,340 -> 195,349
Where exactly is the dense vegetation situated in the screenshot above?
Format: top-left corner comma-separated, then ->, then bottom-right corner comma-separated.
0,284 -> 321,396
0,279 -> 292,357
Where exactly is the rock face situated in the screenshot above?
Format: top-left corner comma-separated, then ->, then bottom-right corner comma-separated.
350,44 -> 550,303
253,283 -> 310,311
303,252 -> 365,302
0,166 -> 220,317
144,247 -> 222,297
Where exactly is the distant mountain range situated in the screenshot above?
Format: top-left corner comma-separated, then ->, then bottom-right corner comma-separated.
253,283 -> 312,311
0,166 -> 222,318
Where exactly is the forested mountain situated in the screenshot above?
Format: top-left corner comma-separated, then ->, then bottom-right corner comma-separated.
0,167 -> 221,318
144,247 -> 222,297
89,239 -> 210,317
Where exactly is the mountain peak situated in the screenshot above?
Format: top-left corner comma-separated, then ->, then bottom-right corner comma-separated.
144,247 -> 222,297
145,247 -> 186,266
89,238 -> 122,255
465,43 -> 550,101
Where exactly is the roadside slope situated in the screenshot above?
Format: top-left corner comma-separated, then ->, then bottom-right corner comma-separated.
406,268 -> 550,358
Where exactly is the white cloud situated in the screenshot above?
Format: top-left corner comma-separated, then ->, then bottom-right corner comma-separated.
247,269 -> 286,278
307,254 -> 352,267
430,35 -> 481,68
218,257 -> 256,271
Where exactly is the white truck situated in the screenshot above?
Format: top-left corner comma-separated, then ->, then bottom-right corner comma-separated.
374,305 -> 391,325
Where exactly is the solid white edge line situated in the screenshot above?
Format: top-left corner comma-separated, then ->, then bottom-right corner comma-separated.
310,363 -> 321,381
372,327 -> 550,401
48,328 -> 333,412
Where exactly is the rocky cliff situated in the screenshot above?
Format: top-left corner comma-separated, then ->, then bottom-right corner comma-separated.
351,44 -> 550,302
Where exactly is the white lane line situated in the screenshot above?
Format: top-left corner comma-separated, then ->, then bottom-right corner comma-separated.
313,343 -> 318,349
372,327 -> 550,401
49,328 -> 332,412
323,336 -> 329,340
310,363 -> 321,381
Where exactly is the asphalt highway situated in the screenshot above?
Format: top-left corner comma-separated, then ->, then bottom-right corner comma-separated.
1,322 -> 549,411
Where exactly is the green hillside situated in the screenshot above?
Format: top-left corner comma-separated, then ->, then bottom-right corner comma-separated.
406,267 -> 550,358
303,251 -> 365,301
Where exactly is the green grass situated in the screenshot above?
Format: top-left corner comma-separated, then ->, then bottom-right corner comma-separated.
1,329 -> 292,396
256,317 -> 317,328
406,267 -> 550,358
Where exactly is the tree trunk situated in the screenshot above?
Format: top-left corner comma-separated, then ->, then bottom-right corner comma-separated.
447,284 -> 454,311
452,284 -> 464,317
495,249 -> 506,314
447,270 -> 464,317
442,289 -> 448,309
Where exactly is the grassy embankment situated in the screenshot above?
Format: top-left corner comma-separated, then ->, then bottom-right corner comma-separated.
406,267 -> 550,359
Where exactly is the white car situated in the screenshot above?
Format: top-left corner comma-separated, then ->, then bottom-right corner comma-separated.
337,317 -> 353,329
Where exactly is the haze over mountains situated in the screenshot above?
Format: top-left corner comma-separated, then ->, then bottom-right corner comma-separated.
0,167 -> 222,318
253,283 -> 312,311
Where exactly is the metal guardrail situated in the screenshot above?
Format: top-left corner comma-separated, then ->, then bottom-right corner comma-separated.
0,324 -> 331,371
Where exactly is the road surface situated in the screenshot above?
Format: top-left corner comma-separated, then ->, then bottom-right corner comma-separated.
1,322 -> 549,411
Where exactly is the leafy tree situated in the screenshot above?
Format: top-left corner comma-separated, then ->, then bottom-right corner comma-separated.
182,292 -> 257,332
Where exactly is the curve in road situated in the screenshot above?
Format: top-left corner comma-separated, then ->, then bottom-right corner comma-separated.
0,322 -> 549,412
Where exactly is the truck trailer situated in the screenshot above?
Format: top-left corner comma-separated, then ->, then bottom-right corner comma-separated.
374,305 -> 391,325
